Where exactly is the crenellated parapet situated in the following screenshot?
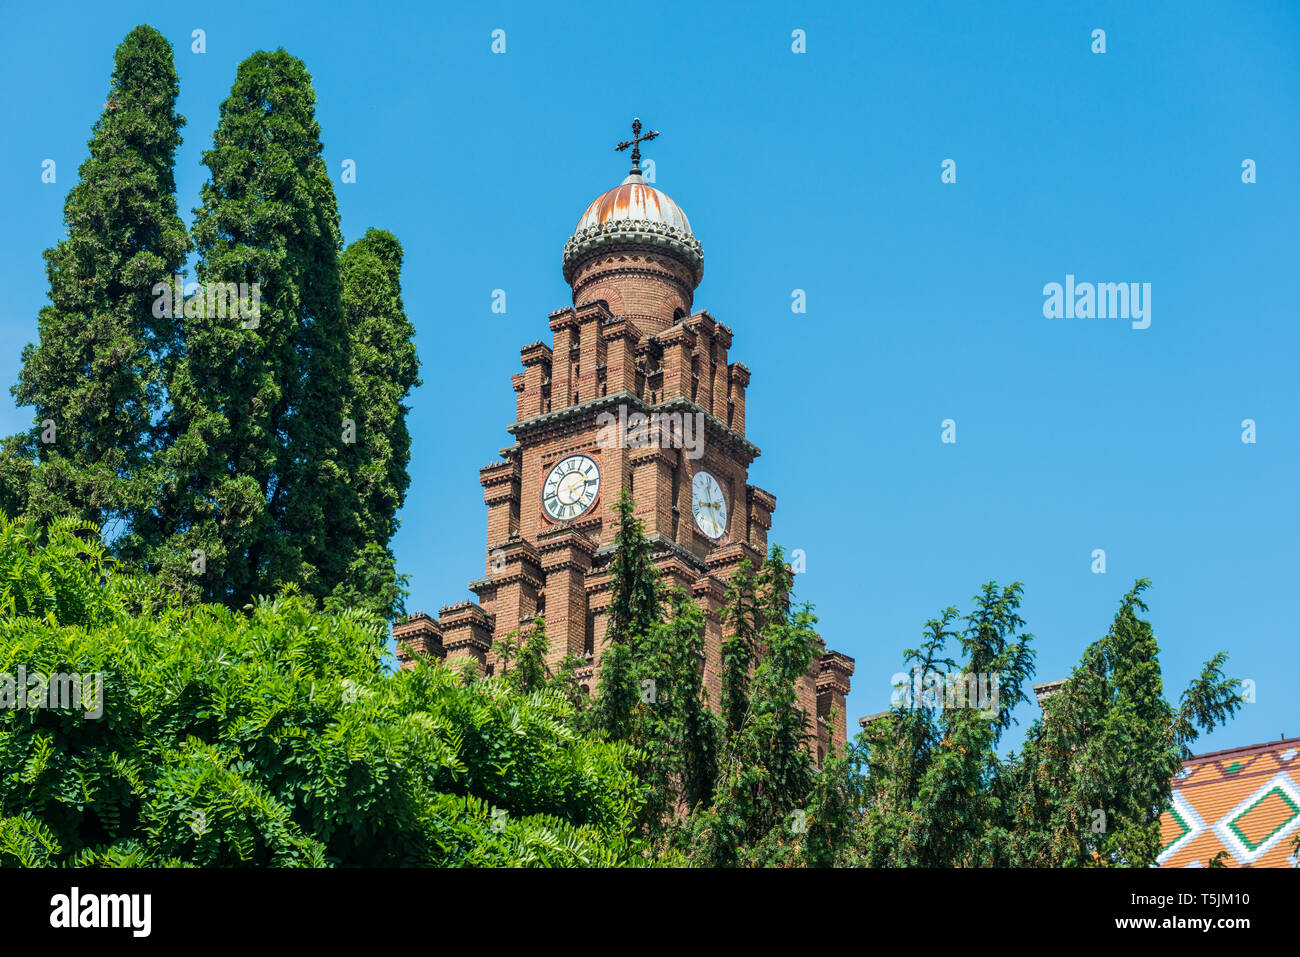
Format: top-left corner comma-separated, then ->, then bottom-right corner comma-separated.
745,484 -> 776,555
438,601 -> 495,673
393,610 -> 443,668
480,459 -> 521,559
817,650 -> 857,756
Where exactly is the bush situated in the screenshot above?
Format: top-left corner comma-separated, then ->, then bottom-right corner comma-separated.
0,515 -> 653,866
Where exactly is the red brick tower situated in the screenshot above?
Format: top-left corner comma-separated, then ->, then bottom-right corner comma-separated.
395,121 -> 854,759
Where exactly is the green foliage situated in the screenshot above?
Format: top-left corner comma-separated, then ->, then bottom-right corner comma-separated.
586,492 -> 719,848
4,34 -> 420,624
0,513 -> 653,867
689,549 -> 820,866
493,618 -> 555,695
719,557 -> 760,740
323,542 -> 410,624
591,490 -> 661,741
853,583 -> 1035,866
1,25 -> 190,541
329,229 -> 421,617
999,580 -> 1242,867
604,489 -> 662,642
802,737 -> 867,868
850,579 -> 1242,868
621,589 -> 720,842
150,49 -> 350,607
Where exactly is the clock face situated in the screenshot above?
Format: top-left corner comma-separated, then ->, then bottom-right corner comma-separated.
542,454 -> 601,521
691,470 -> 728,540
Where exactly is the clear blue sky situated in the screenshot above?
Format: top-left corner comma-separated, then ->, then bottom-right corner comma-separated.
1,1 -> 1296,755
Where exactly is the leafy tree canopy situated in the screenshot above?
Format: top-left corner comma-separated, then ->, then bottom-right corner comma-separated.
0,514 -> 656,867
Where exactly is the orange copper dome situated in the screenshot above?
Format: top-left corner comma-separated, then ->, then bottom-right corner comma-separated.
562,172 -> 704,289
574,172 -> 694,235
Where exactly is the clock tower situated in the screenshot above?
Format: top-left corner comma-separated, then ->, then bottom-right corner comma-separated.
395,121 -> 855,758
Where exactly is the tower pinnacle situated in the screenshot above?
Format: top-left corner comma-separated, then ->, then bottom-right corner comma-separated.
615,117 -> 659,176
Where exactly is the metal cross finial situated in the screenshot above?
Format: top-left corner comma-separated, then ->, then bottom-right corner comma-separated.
615,117 -> 659,175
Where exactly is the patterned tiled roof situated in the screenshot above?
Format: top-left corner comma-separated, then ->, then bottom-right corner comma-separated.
1158,736 -> 1300,867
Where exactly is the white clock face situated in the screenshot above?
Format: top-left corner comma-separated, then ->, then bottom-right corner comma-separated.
542,454 -> 600,521
691,470 -> 727,540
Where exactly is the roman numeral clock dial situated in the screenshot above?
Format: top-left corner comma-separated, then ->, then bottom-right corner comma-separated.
542,454 -> 601,522
691,470 -> 727,540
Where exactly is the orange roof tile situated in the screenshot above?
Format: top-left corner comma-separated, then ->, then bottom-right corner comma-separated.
1158,736 -> 1300,868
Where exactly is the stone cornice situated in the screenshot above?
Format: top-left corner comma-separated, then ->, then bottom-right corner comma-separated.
506,391 -> 638,440
706,314 -> 734,349
537,526 -> 598,572
690,574 -> 727,603
548,311 -> 580,332
480,460 -> 518,484
594,532 -> 710,574
438,599 -> 493,624
505,392 -> 757,458
817,650 -> 855,695
574,300 -> 614,324
562,218 -> 704,286
393,614 -> 442,638
481,569 -> 543,591
654,395 -> 760,459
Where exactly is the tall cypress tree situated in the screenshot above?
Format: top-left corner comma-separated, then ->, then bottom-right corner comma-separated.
692,548 -> 820,866
324,228 -> 421,620
846,580 -> 1242,868
634,590 -> 719,829
589,491 -> 719,842
719,559 -> 760,740
591,490 -> 662,739
152,50 -> 348,605
0,26 -> 189,540
1001,581 -> 1241,867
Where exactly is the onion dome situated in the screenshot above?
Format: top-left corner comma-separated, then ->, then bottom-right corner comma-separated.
561,171 -> 704,287
562,120 -> 704,330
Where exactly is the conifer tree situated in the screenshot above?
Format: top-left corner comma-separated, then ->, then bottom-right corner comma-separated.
719,559 -> 761,739
856,583 -> 1036,866
591,490 -> 661,739
0,26 -> 189,542
694,548 -> 820,866
631,590 -> 719,833
326,228 -> 421,620
852,579 -> 1242,868
493,618 -> 553,695
999,580 -> 1241,867
152,50 -> 350,606
588,491 -> 720,844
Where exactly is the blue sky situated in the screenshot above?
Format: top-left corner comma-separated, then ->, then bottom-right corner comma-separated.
1,1 -> 1296,754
